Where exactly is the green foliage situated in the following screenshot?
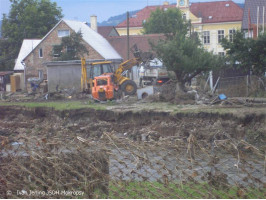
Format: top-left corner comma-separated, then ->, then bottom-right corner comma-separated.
0,101 -> 107,110
221,31 -> 266,75
143,8 -> 189,38
143,8 -> 222,87
153,34 -> 222,85
96,181 -> 265,199
53,31 -> 89,61
0,0 -> 63,71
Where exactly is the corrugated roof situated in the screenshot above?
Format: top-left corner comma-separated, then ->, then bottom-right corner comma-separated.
107,34 -> 165,60
242,0 -> 266,30
64,20 -> 122,60
190,1 -> 243,24
14,39 -> 41,71
117,4 -> 176,28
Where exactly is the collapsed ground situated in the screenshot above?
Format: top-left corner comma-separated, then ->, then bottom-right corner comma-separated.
0,103 -> 265,150
0,104 -> 265,198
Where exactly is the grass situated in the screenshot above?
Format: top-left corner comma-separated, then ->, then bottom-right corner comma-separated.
1,100 -> 265,118
95,181 -> 265,199
0,100 -> 107,111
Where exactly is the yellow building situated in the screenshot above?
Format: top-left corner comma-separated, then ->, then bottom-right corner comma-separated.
116,0 -> 243,55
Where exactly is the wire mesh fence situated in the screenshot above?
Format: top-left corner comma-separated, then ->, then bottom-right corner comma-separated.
1,131 -> 265,199
216,75 -> 266,97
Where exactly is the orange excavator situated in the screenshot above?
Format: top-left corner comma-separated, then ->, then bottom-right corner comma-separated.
81,45 -> 143,101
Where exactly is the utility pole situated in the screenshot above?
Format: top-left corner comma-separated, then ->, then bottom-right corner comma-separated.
127,11 -> 130,78
127,11 -> 130,60
257,6 -> 259,37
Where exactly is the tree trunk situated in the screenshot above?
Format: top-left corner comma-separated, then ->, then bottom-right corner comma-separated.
174,71 -> 186,93
175,82 -> 185,95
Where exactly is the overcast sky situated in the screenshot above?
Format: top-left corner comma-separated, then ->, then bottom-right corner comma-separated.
0,0 -> 245,23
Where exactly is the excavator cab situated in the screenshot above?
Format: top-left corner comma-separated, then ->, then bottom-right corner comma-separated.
81,45 -> 145,101
81,59 -> 113,93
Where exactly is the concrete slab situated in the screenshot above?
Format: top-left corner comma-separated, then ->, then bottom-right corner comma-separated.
137,86 -> 154,100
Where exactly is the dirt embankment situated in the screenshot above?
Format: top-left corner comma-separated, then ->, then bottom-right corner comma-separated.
0,106 -> 265,148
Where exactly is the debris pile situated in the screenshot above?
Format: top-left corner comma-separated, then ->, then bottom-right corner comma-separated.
142,80 -> 199,104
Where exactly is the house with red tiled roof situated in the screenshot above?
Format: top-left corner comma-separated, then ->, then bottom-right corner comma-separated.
116,2 -> 176,35
107,34 -> 164,60
98,26 -> 119,38
189,0 -> 243,54
117,0 -> 243,55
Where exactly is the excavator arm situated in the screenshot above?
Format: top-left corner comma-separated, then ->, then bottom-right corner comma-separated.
114,44 -> 143,85
114,57 -> 141,84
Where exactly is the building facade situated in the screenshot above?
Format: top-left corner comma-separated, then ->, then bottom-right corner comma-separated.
116,0 -> 243,55
19,19 -> 121,88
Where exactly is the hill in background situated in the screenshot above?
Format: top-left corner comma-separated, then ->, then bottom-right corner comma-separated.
97,3 -> 244,26
99,10 -> 139,26
0,3 -> 246,37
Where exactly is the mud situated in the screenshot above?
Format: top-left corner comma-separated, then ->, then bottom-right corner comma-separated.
0,106 -> 266,150
0,106 -> 265,147
0,106 -> 265,189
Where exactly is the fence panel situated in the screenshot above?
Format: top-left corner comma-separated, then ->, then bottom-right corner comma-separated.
1,133 -> 265,199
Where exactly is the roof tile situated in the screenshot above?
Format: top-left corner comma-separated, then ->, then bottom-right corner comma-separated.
190,1 -> 243,23
107,34 -> 165,60
117,5 -> 176,28
117,1 -> 243,28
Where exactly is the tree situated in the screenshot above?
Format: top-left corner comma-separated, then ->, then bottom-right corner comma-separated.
221,31 -> 266,75
143,8 -> 222,89
53,31 -> 89,61
143,8 -> 189,38
0,0 -> 63,71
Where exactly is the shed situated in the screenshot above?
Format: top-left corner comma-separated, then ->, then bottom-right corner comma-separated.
45,59 -> 122,93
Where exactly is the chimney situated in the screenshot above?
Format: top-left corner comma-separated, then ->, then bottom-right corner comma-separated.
90,15 -> 97,32
163,1 -> 169,5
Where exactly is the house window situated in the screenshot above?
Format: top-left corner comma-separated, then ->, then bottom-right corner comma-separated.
218,52 -> 225,57
203,31 -> 210,44
38,70 -> 43,79
229,29 -> 236,42
218,30 -> 224,43
182,13 -> 187,21
39,48 -> 43,58
53,45 -> 61,57
66,46 -> 75,53
58,30 -> 70,37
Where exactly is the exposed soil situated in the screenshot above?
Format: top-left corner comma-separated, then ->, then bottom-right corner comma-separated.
0,106 -> 265,148
0,105 -> 265,197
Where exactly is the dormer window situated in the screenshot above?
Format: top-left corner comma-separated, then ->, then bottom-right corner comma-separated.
58,30 -> 70,37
